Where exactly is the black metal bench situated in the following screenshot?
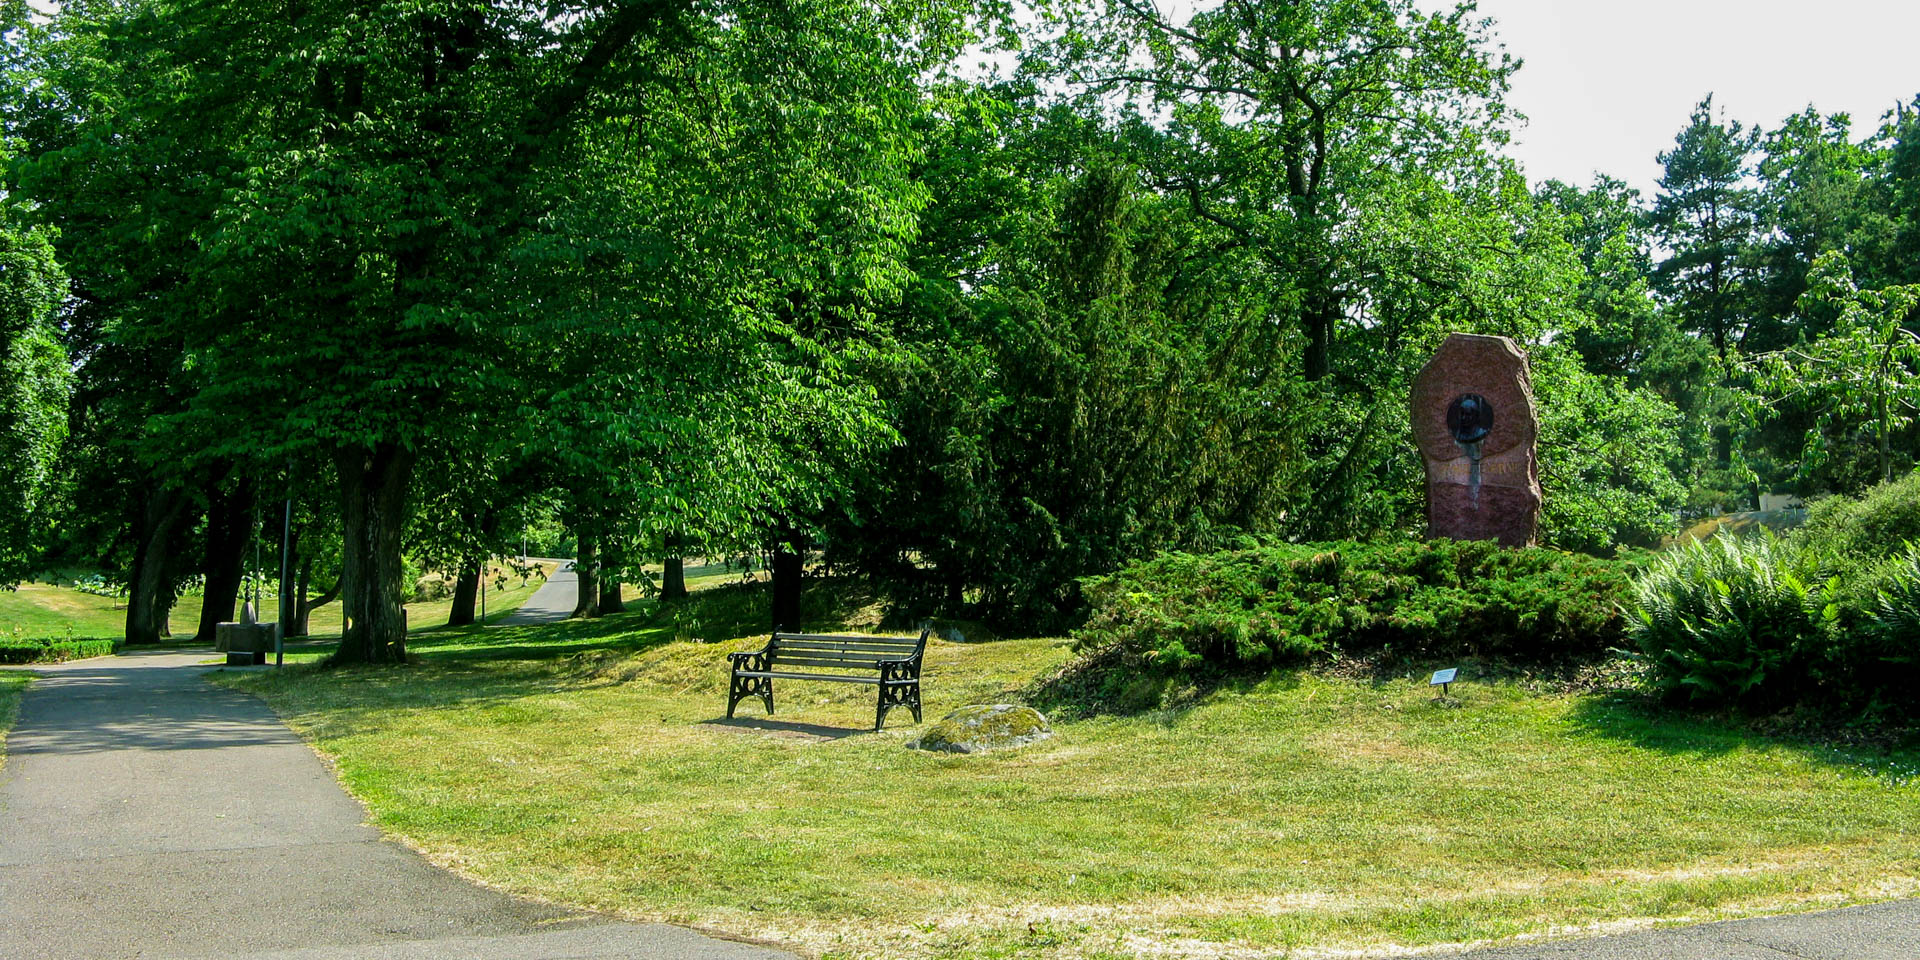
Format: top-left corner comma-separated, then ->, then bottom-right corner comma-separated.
726,629 -> 929,730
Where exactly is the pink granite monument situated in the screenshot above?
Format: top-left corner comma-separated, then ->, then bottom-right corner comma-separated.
1410,333 -> 1541,547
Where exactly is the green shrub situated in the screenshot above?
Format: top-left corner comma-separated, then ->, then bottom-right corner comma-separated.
1630,532 -> 1831,710
1798,470 -> 1920,561
1075,539 -> 1632,675
1818,544 -> 1920,716
1628,471 -> 1920,718
0,637 -> 121,664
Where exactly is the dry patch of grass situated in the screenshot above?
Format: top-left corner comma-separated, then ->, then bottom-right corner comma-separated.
218,596 -> 1920,959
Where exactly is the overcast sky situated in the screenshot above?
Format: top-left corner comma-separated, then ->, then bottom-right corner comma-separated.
1473,0 -> 1920,197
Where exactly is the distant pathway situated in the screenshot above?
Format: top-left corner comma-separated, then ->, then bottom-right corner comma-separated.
1449,899 -> 1918,958
497,564 -> 576,626
0,649 -> 791,960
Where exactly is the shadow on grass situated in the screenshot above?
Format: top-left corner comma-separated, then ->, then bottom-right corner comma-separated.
1565,690 -> 1920,783
700,716 -> 868,741
1025,643 -> 1310,721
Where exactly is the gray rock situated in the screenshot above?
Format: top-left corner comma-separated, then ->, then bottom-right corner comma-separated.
909,704 -> 1052,754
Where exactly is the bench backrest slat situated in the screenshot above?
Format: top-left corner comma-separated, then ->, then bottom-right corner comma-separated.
772,656 -> 899,672
768,630 -> 928,668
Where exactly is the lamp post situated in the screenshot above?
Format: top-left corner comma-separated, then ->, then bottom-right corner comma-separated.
276,494 -> 291,667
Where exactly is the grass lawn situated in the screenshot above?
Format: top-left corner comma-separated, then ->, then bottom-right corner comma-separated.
302,560 -> 560,638
0,581 -> 143,640
0,670 -> 28,769
1,559 -> 558,645
217,594 -> 1920,959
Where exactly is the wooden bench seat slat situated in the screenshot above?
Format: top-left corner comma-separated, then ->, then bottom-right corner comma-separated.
728,628 -> 930,730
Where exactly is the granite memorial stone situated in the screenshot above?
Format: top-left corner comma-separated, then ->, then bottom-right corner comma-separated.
1410,333 -> 1541,546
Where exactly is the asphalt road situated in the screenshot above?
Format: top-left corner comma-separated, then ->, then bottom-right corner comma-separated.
1448,898 -> 1919,958
0,649 -> 791,960
497,565 -> 577,626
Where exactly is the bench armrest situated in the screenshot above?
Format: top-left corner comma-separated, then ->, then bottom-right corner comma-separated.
728,648 -> 770,672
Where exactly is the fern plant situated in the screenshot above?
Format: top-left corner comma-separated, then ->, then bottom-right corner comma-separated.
1630,532 -> 1830,709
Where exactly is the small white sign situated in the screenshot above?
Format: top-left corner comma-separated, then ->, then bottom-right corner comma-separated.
1429,668 -> 1458,686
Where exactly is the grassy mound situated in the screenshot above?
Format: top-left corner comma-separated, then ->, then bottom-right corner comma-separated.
1075,538 -> 1632,678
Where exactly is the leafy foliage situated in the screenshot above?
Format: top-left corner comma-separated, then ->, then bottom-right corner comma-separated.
1630,533 -> 1830,711
1630,472 -> 1920,717
0,217 -> 68,586
0,637 -> 120,664
1075,539 -> 1632,676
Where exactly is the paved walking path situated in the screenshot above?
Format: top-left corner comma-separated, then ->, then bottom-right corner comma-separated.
497,565 -> 577,626
1452,898 -> 1918,958
0,649 -> 791,960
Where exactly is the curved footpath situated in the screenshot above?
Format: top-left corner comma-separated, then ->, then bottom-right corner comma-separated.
0,649 -> 791,960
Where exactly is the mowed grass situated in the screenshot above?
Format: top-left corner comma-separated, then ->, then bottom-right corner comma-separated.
0,581 -> 142,640
217,597 -> 1920,959
1,559 -> 557,645
302,560 -> 559,638
0,670 -> 28,768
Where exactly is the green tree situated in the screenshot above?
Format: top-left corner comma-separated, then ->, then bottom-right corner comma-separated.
1751,252 -> 1920,485
12,0 -> 964,659
1649,95 -> 1763,364
1049,0 -> 1517,383
0,215 -> 67,586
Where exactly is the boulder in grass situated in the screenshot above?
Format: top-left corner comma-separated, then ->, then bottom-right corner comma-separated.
909,704 -> 1051,754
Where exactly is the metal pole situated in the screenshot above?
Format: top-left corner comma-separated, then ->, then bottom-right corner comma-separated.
480,562 -> 487,626
277,495 -> 291,667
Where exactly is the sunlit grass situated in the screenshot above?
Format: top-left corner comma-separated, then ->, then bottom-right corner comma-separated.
0,670 -> 28,769
218,592 -> 1920,959
2,559 -> 558,645
0,581 -> 139,640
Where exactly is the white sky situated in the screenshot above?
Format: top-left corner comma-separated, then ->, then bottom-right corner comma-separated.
1473,0 -> 1920,197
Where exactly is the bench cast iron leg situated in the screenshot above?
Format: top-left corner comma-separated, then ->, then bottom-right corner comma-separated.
727,673 -> 774,719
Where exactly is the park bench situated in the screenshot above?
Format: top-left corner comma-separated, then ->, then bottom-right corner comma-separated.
726,628 -> 929,731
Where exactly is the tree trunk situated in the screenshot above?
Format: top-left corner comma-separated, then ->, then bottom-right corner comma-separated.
154,586 -> 176,639
289,555 -> 312,637
771,541 -> 803,633
662,555 -> 687,600
662,533 -> 687,600
1303,288 -> 1337,383
332,443 -> 415,664
601,578 -> 625,614
447,559 -> 481,626
294,559 -> 341,639
572,532 -> 600,618
194,479 -> 255,644
125,492 -> 190,645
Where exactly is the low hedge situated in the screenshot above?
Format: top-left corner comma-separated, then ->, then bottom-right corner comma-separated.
1075,538 -> 1633,675
0,638 -> 122,664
